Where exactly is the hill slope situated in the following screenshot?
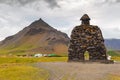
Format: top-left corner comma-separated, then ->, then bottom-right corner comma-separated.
0,18 -> 69,55
105,39 -> 120,50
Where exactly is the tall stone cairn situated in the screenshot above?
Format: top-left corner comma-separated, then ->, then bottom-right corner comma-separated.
68,14 -> 107,61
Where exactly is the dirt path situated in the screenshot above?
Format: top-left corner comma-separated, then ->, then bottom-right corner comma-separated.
35,62 -> 120,80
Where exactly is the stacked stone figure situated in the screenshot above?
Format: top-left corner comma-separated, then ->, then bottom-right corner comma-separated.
68,14 -> 107,61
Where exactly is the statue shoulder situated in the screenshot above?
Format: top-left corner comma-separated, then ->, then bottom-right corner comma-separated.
71,25 -> 83,34
90,25 -> 100,30
73,25 -> 82,30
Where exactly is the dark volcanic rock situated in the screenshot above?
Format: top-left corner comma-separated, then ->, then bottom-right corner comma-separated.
25,28 -> 45,35
68,14 -> 107,61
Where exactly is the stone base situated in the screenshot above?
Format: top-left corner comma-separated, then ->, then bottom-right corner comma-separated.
68,60 -> 114,64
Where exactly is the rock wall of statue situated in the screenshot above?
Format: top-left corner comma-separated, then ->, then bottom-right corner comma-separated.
68,25 -> 107,61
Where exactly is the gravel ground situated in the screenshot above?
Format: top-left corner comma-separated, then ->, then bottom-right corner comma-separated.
35,62 -> 120,80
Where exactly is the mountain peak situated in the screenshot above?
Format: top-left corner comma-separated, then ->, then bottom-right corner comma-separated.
32,18 -> 48,25
28,18 -> 53,30
38,18 -> 45,23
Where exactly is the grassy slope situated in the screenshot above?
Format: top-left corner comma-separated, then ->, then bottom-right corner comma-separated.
107,50 -> 120,56
0,64 -> 49,80
0,34 -> 68,55
0,42 -> 68,56
0,42 -> 35,55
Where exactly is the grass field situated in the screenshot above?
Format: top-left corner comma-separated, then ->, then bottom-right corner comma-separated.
0,57 -> 67,64
0,63 -> 49,80
0,57 -> 66,80
0,56 -> 119,64
0,57 -> 67,80
0,56 -> 120,80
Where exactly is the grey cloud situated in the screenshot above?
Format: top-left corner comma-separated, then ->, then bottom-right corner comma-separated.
44,0 -> 60,9
116,0 -> 120,3
0,0 -> 36,6
103,0 -> 120,4
0,0 -> 60,9
14,0 -> 36,5
93,0 -> 120,7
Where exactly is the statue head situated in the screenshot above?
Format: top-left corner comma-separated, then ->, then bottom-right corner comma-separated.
80,14 -> 90,25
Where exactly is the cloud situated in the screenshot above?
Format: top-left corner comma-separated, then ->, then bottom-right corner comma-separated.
102,0 -> 120,4
0,0 -> 60,9
0,0 -> 36,6
44,0 -> 60,9
116,0 -> 120,2
0,0 -> 120,40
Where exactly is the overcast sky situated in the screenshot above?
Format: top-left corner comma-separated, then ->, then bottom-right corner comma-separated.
0,0 -> 120,40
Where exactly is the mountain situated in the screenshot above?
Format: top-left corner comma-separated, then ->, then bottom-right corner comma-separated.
0,18 -> 120,56
0,18 -> 69,55
105,39 -> 120,50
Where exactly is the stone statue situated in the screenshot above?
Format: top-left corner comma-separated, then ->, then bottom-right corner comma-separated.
68,14 -> 108,61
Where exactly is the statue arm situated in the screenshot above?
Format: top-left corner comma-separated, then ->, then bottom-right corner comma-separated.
70,27 -> 78,39
96,27 -> 104,42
